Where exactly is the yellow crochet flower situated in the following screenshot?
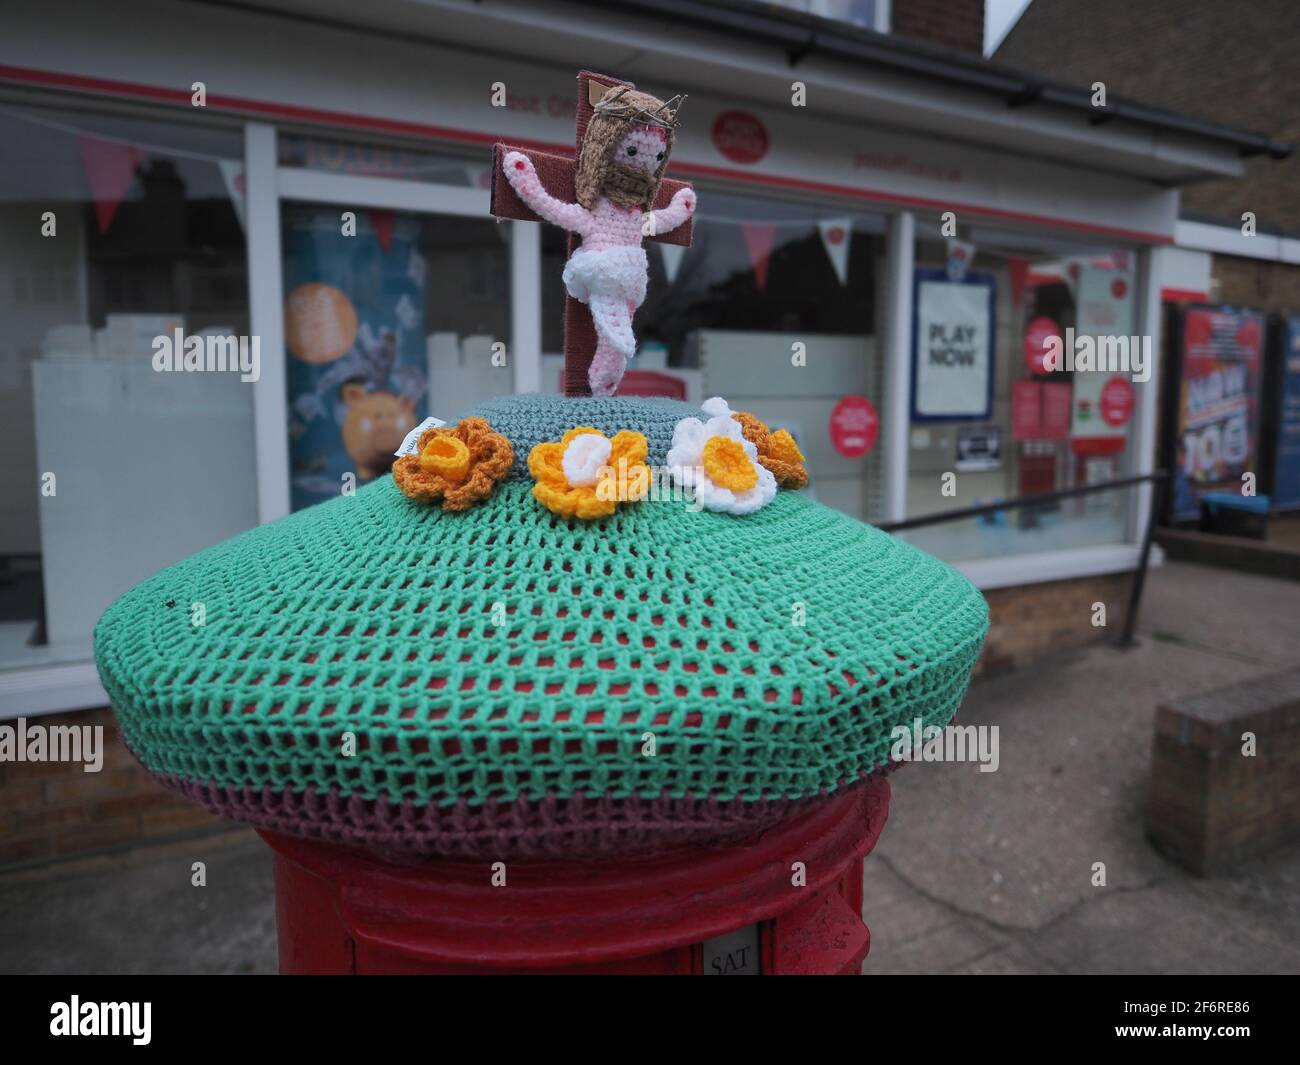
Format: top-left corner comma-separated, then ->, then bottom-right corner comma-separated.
529,427 -> 650,520
734,412 -> 808,489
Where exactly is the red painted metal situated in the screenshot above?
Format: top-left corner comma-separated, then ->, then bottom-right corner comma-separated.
261,777 -> 890,975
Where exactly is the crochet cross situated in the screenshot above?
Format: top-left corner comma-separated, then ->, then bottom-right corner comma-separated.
490,70 -> 694,397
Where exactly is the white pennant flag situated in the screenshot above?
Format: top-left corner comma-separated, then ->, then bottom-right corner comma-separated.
658,241 -> 687,284
218,160 -> 246,231
945,237 -> 976,282
818,217 -> 851,286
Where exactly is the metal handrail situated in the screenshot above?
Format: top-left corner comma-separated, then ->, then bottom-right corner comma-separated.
878,470 -> 1169,648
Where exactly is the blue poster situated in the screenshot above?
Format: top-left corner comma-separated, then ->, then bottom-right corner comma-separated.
282,205 -> 428,510
1171,305 -> 1265,521
1275,314 -> 1300,510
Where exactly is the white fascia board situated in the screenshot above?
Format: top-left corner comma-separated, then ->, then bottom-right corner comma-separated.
1176,219 -> 1300,265
0,663 -> 108,720
1153,244 -> 1212,297
207,0 -> 1248,184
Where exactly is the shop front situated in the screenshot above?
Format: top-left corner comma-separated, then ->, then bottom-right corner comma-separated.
0,0 -> 1256,715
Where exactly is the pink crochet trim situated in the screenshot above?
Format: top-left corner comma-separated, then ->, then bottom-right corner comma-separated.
156,771 -> 891,861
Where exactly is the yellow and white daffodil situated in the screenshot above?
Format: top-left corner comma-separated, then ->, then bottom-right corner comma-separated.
667,398 -> 777,515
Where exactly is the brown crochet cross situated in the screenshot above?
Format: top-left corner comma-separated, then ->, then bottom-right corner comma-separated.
490,70 -> 695,397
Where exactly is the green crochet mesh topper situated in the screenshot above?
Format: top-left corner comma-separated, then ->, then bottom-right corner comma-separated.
95,394 -> 988,858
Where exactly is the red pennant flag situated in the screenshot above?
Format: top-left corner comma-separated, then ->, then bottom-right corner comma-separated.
77,136 -> 143,234
371,209 -> 396,254
740,222 -> 777,291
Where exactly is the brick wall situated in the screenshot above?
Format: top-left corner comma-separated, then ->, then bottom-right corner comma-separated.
892,0 -> 985,54
994,0 -> 1299,235
0,708 -> 220,870
1212,253 -> 1300,314
976,571 -> 1134,675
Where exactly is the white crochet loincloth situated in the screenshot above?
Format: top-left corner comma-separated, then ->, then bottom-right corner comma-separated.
562,244 -> 648,358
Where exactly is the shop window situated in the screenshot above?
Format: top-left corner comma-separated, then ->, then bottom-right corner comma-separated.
0,101 -> 254,669
281,202 -> 511,510
903,228 -> 1144,562
541,189 -> 889,523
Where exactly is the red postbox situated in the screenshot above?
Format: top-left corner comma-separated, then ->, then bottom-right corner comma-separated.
261,778 -> 890,975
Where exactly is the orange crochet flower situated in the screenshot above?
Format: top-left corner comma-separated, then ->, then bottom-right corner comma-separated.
731,410 -> 809,489
392,417 -> 513,511
529,427 -> 650,520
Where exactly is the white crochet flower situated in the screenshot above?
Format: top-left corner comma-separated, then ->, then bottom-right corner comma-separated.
700,396 -> 736,419
667,397 -> 777,515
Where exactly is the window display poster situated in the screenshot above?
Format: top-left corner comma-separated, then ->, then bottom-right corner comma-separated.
956,426 -> 1001,471
1273,314 -> 1300,510
282,207 -> 428,511
1071,373 -> 1135,455
1012,380 -> 1041,440
1082,454 -> 1120,518
1012,380 -> 1072,441
912,268 -> 994,421
1171,305 -> 1265,521
1076,262 -> 1134,337
1071,265 -> 1135,455
1042,381 -> 1072,439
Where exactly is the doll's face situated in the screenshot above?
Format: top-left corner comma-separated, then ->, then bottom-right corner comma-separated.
600,124 -> 668,208
615,125 -> 667,175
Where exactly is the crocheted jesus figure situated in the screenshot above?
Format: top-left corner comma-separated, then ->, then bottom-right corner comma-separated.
502,86 -> 695,396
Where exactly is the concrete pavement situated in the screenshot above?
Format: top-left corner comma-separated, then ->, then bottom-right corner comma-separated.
863,559 -> 1300,974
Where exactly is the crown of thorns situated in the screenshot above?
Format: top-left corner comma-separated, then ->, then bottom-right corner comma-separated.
595,88 -> 686,130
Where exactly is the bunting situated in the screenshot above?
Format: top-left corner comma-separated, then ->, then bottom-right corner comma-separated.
76,135 -> 143,234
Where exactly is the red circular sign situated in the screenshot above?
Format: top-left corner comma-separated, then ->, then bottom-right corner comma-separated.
1024,316 -> 1061,375
1110,277 -> 1128,300
1100,375 -> 1134,427
829,395 -> 878,458
711,110 -> 769,164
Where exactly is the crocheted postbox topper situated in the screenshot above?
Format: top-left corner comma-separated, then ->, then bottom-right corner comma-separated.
93,72 -> 988,861
95,392 -> 988,860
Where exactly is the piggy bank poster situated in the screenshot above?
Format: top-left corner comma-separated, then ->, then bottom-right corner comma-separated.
282,205 -> 428,511
1171,305 -> 1264,521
